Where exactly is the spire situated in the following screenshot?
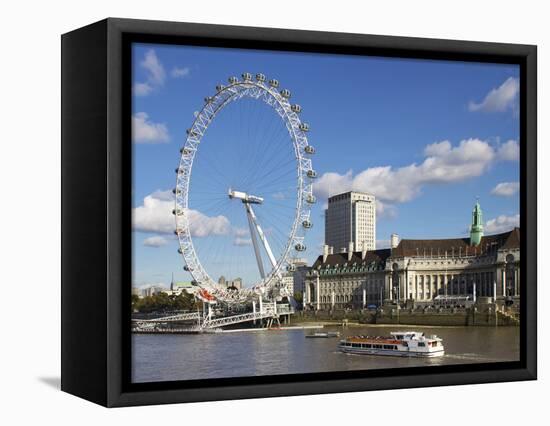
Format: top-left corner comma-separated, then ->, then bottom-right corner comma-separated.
170,272 -> 175,291
470,198 -> 483,246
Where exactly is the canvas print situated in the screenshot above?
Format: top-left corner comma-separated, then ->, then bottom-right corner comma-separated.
131,43 -> 520,383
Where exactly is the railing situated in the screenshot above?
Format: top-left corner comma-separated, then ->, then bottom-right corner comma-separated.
132,304 -> 295,331
201,310 -> 276,329
132,311 -> 201,323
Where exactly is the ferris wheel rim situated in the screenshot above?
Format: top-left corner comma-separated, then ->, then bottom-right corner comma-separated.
174,75 -> 314,302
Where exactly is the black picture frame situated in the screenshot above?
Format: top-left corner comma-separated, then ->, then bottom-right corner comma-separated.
61,17 -> 537,407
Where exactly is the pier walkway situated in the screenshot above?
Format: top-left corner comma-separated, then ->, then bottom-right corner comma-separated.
132,303 -> 293,332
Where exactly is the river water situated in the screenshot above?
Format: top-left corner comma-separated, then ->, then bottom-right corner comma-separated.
132,325 -> 519,383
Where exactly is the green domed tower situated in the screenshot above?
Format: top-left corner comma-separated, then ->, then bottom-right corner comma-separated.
470,199 -> 484,246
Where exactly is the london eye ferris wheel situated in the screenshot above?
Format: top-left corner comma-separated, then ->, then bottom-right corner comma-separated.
173,73 -> 316,304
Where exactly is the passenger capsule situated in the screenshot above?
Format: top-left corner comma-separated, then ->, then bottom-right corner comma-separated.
216,84 -> 225,92
256,73 -> 266,82
295,243 -> 306,252
172,209 -> 183,216
172,188 -> 181,195
186,129 -> 198,137
302,220 -> 312,229
242,72 -> 252,81
180,147 -> 191,155
304,145 -> 315,154
175,167 -> 183,174
269,79 -> 279,88
306,194 -> 316,204
299,123 -> 310,132
307,169 -> 317,179
177,248 -> 183,254
287,264 -> 297,272
183,265 -> 192,271
291,104 -> 302,113
280,89 -> 291,98
204,96 -> 213,104
228,76 -> 238,84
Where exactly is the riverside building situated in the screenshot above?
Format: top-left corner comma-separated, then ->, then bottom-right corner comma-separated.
305,200 -> 520,310
281,258 -> 309,296
325,191 -> 376,252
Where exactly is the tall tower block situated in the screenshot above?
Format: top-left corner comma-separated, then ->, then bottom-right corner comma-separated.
325,191 -> 376,252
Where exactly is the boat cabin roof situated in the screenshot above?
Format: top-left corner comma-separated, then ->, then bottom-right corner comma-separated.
390,331 -> 425,340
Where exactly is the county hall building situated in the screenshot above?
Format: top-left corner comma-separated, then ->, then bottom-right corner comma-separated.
304,197 -> 520,310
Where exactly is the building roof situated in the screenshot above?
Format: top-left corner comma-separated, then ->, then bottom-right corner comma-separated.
172,281 -> 194,288
391,227 -> 520,257
312,248 -> 392,269
310,228 -> 519,269
328,190 -> 374,202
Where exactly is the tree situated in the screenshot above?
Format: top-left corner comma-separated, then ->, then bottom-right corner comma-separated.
131,294 -> 140,311
132,290 -> 198,313
173,292 -> 198,311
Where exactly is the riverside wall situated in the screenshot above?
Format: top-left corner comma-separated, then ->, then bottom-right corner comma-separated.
295,306 -> 519,327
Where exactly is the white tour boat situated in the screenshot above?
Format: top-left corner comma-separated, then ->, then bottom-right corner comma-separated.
338,331 -> 444,357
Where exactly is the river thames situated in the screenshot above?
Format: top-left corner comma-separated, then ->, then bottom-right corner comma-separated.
132,325 -> 519,383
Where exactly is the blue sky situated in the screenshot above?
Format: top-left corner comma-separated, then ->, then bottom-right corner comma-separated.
131,43 -> 520,288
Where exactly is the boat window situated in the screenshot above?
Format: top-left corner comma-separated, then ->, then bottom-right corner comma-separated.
418,342 -> 426,347
395,335 -> 403,340
374,344 -> 382,349
364,344 -> 372,348
383,345 -> 392,350
352,343 -> 360,348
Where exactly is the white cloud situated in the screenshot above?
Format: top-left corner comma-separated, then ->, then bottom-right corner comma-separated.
485,214 -> 519,234
171,66 -> 190,78
187,210 -> 231,237
132,112 -> 169,144
314,170 -> 353,200
143,236 -> 169,247
233,237 -> 252,246
133,190 -> 231,237
272,192 -> 286,200
133,191 -> 174,234
133,82 -> 153,96
497,139 -> 520,161
491,182 -> 519,197
468,77 -> 519,113
232,227 -> 251,246
315,138 -> 497,205
376,200 -> 397,219
133,49 -> 166,96
141,49 -> 165,85
150,189 -> 173,201
233,227 -> 249,238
